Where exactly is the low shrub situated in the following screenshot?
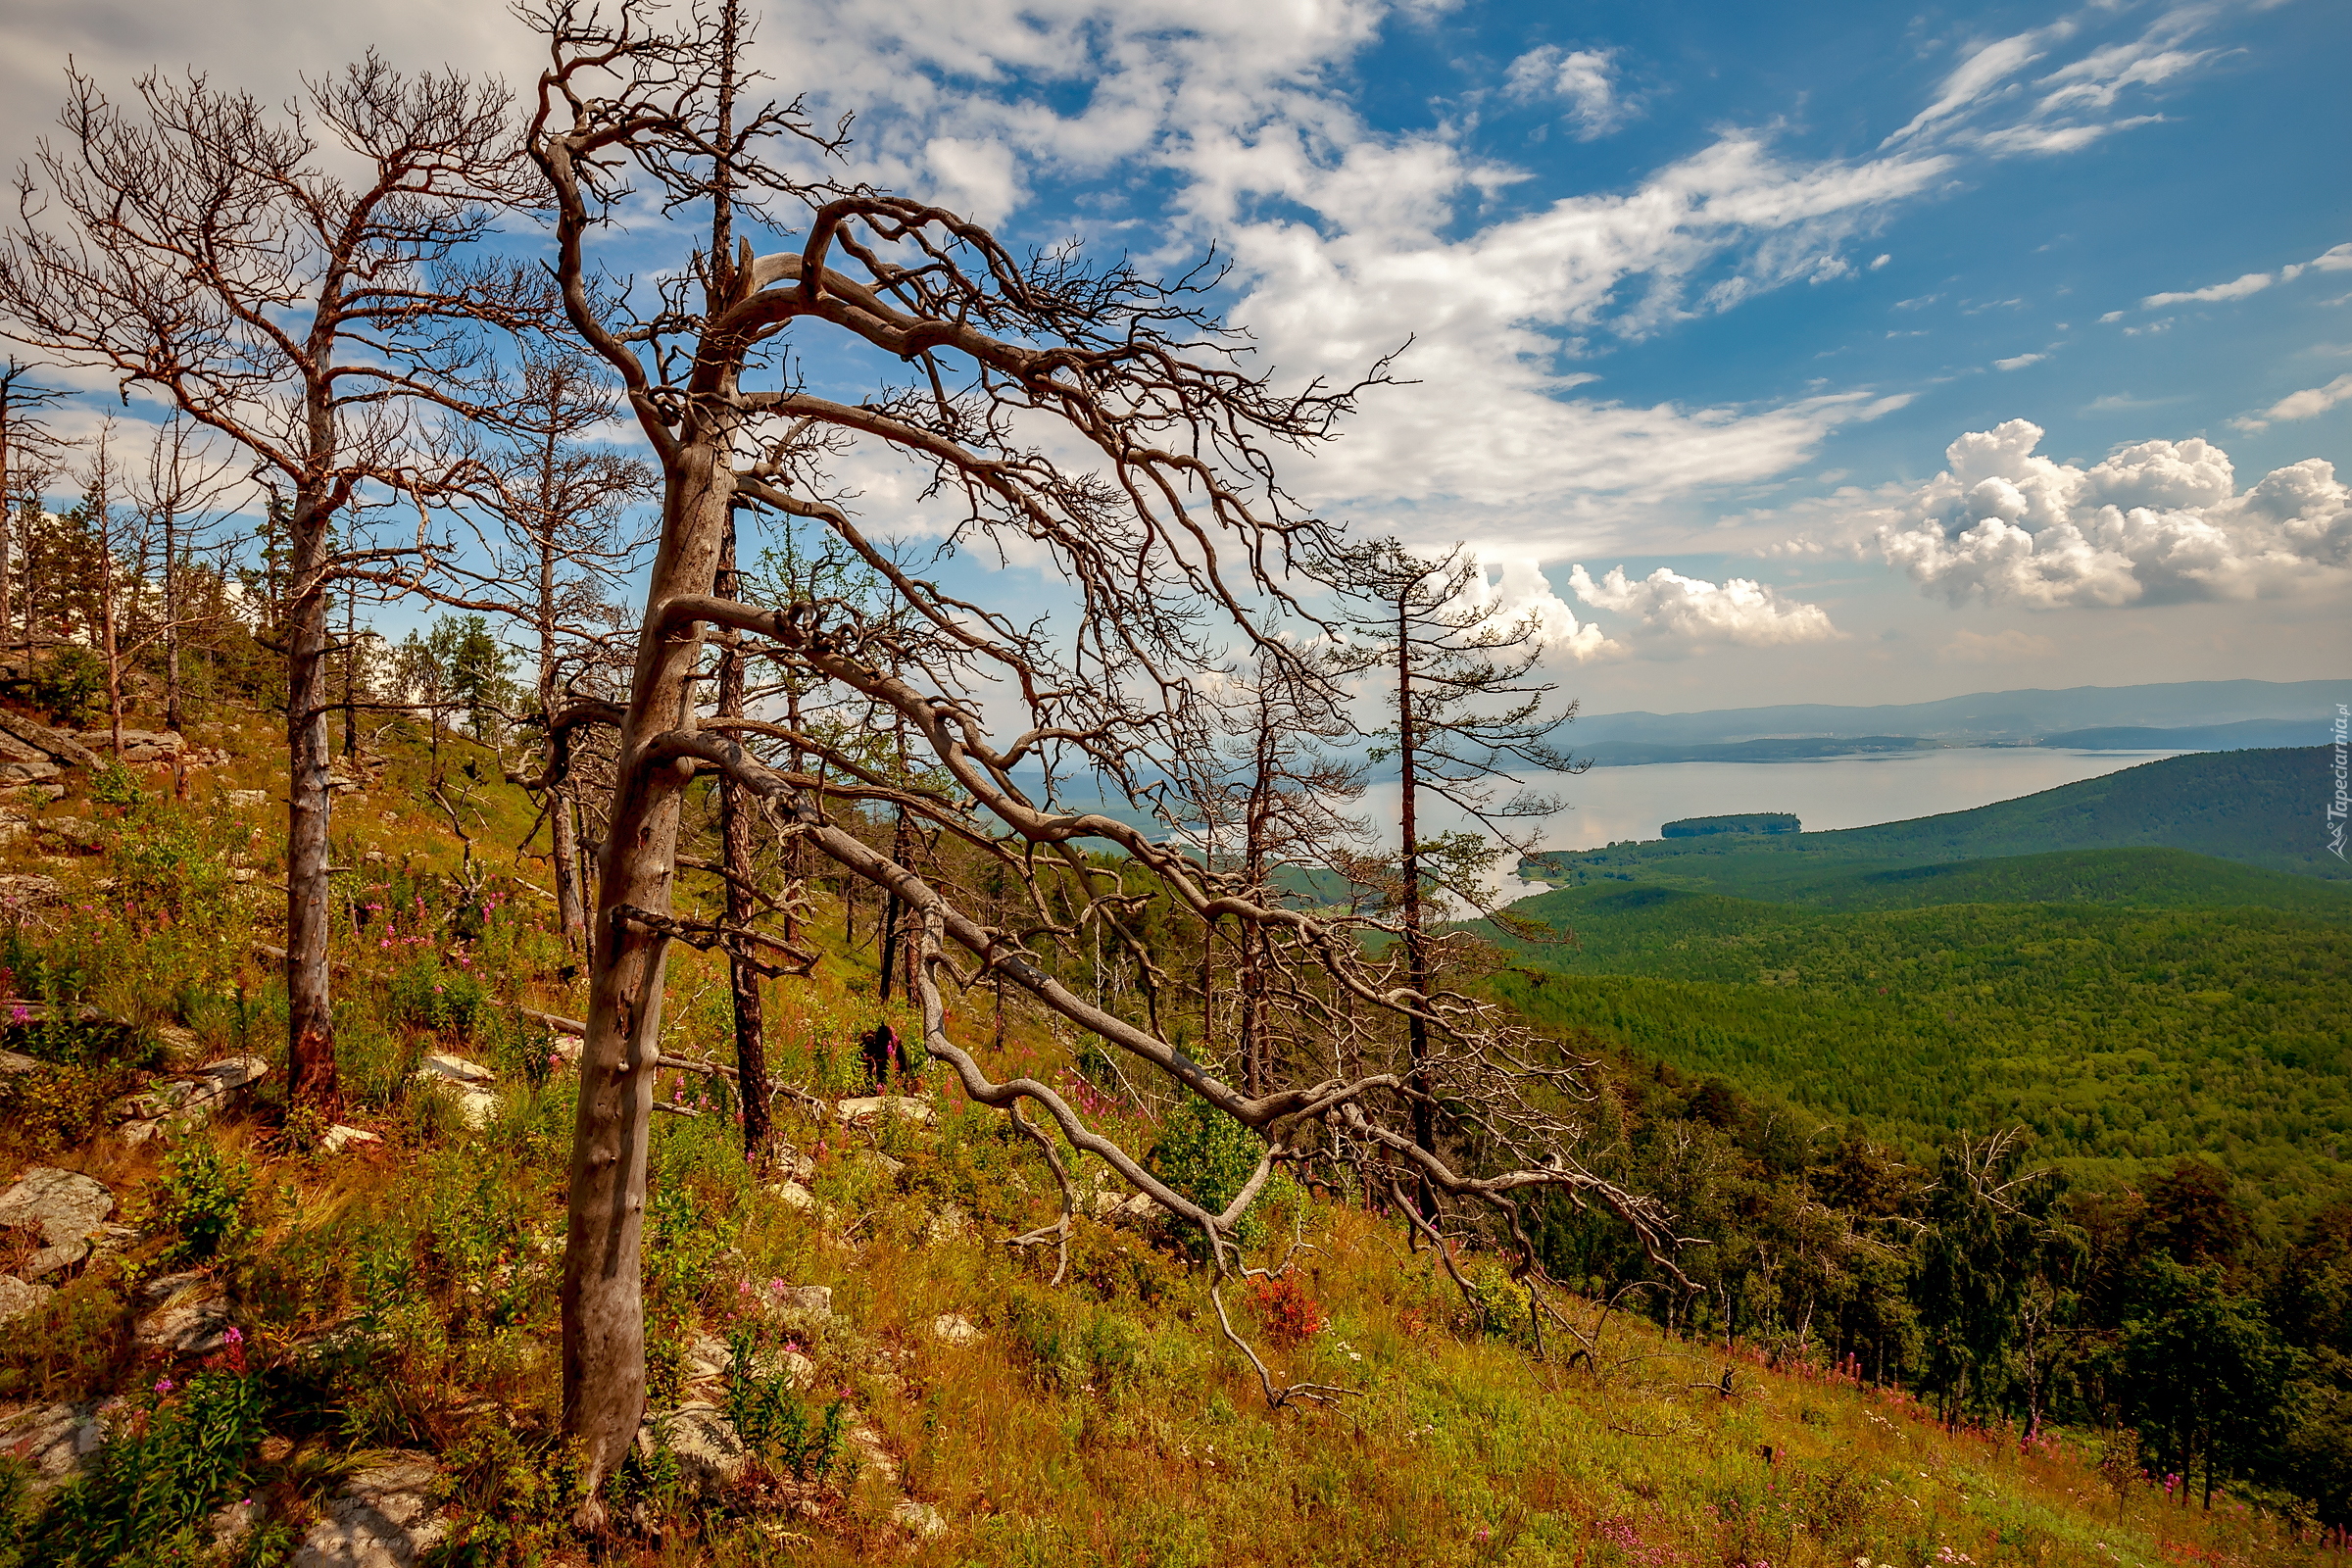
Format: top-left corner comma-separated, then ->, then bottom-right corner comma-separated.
26,1333 -> 268,1567
159,1138 -> 251,1262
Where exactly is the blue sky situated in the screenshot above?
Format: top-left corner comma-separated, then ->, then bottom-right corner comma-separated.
3,0 -> 2347,714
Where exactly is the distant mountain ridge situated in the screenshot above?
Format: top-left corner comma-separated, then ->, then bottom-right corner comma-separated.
1572,678 -> 2346,747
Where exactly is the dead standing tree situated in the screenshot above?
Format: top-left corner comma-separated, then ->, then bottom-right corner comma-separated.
0,58 -> 545,1110
450,343 -> 655,947
525,0 -> 1688,1517
1333,540 -> 1579,1212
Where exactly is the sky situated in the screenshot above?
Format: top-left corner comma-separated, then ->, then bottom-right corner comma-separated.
2,0 -> 2347,715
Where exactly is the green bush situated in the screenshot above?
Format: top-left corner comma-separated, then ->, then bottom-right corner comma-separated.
386,957 -> 487,1039
721,1328 -> 850,1481
1146,1095 -> 1270,1259
160,1139 -> 250,1262
29,648 -> 102,727
27,1349 -> 269,1567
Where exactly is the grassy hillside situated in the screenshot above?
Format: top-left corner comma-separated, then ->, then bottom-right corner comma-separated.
1527,746 -> 2349,887
1,727 -> 2337,1566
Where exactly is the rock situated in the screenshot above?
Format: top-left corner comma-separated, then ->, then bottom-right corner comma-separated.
0,1399 -> 107,1480
763,1283 -> 835,1319
835,1095 -> 935,1128
33,816 -> 101,853
893,1499 -> 948,1539
0,1273 -> 53,1325
0,1165 -> 116,1251
923,1204 -> 968,1245
111,1056 -> 269,1137
548,1034 -> 584,1069
0,873 -> 66,907
136,1275 -> 232,1353
320,1125 -> 382,1154
413,1054 -> 499,1130
209,1495 -> 263,1551
654,1404 -> 748,1490
150,1024 -> 201,1059
225,790 -> 269,809
930,1312 -> 984,1348
684,1332 -> 813,1394
0,1050 -> 40,1075
845,1420 -> 899,1485
0,781 -> 67,805
292,1455 -> 444,1568
0,761 -> 63,785
766,1179 -> 818,1214
858,1151 -> 906,1178
417,1053 -> 494,1086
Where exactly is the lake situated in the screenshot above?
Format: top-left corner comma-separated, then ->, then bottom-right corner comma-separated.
1358,747 -> 2189,855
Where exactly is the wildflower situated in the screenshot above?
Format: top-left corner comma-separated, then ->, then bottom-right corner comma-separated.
154,1376 -> 173,1394
223,1326 -> 243,1345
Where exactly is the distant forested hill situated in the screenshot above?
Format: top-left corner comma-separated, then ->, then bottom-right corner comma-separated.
1477,889 -> 2352,1210
1527,746 -> 2347,886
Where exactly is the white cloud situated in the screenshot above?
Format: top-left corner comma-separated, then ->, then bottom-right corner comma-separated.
2128,241 -> 2352,314
2230,372 -> 2352,433
1843,419 -> 2352,609
1566,564 -> 1839,652
2143,271 -> 2272,309
1993,352 -> 2046,370
1505,45 -> 1633,140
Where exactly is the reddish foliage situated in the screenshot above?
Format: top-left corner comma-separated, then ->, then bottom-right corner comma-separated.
1246,1274 -> 1328,1348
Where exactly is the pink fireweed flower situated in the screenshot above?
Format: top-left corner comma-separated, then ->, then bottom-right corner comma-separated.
154,1377 -> 173,1394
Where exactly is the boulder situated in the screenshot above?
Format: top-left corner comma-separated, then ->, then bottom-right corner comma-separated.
224,790 -> 269,810
320,1125 -> 382,1154
652,1404 -> 749,1491
413,1054 -> 499,1130
0,781 -> 67,804
930,1312 -> 984,1348
0,1399 -> 108,1481
291,1455 -> 445,1568
0,1165 -> 116,1250
835,1095 -> 935,1128
0,1050 -> 40,1075
763,1283 -> 835,1319
893,1500 -> 948,1539
0,873 -> 66,907
765,1179 -> 819,1214
0,1273 -> 53,1326
114,1056 -> 269,1142
135,1272 -> 232,1354
33,816 -> 101,853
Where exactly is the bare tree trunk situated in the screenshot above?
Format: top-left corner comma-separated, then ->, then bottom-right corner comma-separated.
1396,594 -> 1435,1218
162,502 -> 180,734
561,433 -> 731,1508
283,490 -> 339,1112
715,514 -> 771,1159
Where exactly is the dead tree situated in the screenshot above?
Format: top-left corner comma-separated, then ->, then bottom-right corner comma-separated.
0,361 -> 69,664
523,0 -> 1686,1517
1332,540 -> 1578,1211
449,343 -> 654,946
0,57 -> 544,1110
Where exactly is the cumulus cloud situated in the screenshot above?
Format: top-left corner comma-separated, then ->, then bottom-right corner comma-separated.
1505,45 -> 1633,139
1565,564 -> 1839,652
1854,420 -> 2352,608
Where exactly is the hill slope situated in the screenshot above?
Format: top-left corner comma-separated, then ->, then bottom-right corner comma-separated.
1528,746 -> 2349,886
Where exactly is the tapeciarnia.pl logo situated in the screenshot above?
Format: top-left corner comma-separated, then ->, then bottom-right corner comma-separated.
2330,703 -> 2348,862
